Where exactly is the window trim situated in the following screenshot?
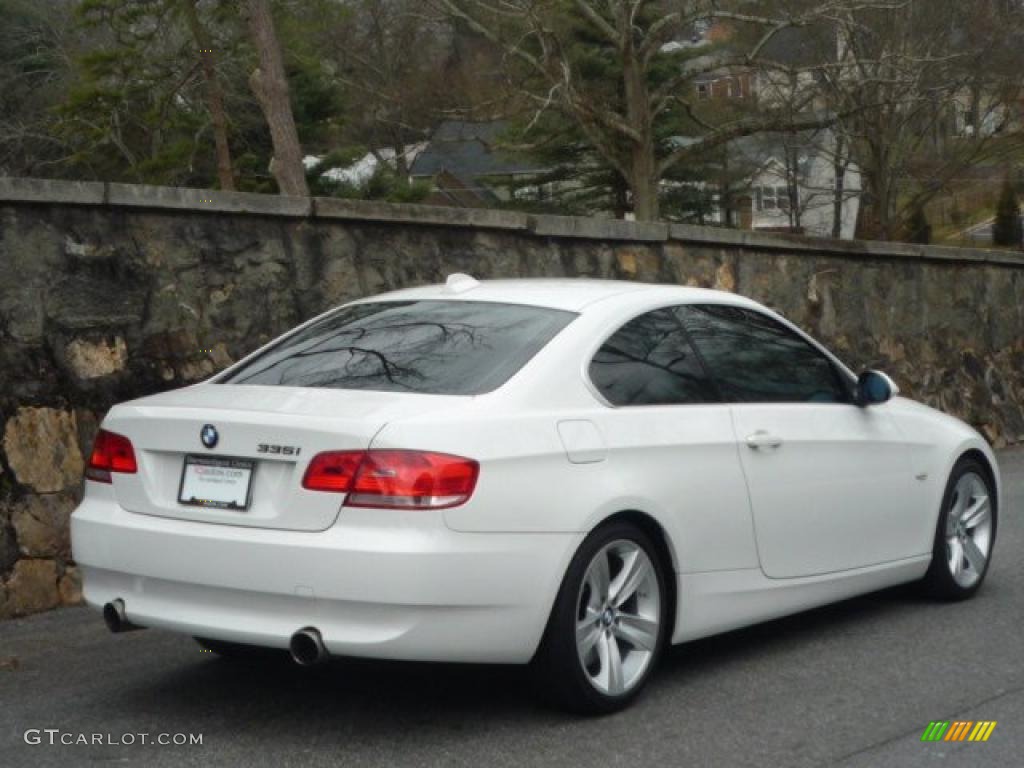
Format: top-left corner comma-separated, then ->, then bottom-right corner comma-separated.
581,304 -> 722,409
680,303 -> 858,405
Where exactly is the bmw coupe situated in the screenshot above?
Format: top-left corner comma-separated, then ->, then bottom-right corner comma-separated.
72,275 -> 1000,713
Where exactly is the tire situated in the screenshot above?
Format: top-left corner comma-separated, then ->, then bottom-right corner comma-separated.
533,521 -> 669,715
194,637 -> 283,661
921,457 -> 997,600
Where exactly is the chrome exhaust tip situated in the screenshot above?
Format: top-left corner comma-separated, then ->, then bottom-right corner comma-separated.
289,627 -> 328,666
102,599 -> 144,633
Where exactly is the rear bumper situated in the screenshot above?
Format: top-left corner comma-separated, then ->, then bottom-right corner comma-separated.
71,494 -> 581,663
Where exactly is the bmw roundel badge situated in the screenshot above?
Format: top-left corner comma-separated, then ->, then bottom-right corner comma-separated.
200,424 -> 219,449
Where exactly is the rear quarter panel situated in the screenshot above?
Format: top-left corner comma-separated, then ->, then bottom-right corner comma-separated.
373,403 -> 759,575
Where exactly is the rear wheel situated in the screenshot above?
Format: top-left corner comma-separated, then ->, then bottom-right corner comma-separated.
921,457 -> 997,600
534,521 -> 668,714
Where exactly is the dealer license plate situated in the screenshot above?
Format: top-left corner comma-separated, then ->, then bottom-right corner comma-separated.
178,455 -> 255,511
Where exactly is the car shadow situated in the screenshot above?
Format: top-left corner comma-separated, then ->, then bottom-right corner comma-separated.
660,582 -> 919,673
99,583 -> 935,734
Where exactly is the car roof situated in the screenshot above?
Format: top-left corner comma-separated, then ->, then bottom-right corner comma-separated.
358,277 -> 760,314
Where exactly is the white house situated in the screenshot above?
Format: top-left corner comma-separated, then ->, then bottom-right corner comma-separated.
730,131 -> 862,239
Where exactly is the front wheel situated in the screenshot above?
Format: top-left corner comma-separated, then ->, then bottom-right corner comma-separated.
534,521 -> 668,714
921,457 -> 997,600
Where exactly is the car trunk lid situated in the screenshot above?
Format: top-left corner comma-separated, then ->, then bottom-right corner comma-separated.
100,384 -> 466,531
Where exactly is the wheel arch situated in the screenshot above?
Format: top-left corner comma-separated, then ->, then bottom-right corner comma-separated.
532,507 -> 682,663
588,509 -> 680,646
956,446 -> 1001,522
959,448 -> 998,498
926,441 -> 1002,540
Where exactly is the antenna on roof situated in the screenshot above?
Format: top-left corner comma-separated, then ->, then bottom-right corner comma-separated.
443,273 -> 480,295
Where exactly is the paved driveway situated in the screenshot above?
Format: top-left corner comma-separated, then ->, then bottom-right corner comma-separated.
2,449 -> 1022,767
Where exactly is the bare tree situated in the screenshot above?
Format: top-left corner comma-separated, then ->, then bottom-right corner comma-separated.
0,0 -> 77,176
815,0 -> 1024,239
311,0 -> 455,180
430,0 -> 888,221
244,0 -> 308,196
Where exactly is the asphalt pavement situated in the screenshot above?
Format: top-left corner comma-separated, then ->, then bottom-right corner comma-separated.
2,448 -> 1022,768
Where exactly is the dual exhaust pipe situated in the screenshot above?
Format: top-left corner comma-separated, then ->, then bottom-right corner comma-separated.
103,599 -> 144,633
288,627 -> 328,667
103,598 -> 328,667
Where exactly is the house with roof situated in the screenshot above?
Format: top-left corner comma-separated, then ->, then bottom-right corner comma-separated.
664,130 -> 861,239
730,130 -> 861,239
409,111 -> 860,235
409,121 -> 550,208
686,23 -> 834,110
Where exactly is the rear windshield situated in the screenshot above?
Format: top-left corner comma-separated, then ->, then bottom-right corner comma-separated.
220,300 -> 576,395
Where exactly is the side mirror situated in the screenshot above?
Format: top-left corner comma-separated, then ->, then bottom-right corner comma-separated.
856,370 -> 898,406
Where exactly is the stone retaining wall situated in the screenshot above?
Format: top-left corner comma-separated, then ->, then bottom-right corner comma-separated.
1,176 -> 1023,618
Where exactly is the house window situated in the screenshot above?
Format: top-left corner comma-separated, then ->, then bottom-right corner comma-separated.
756,186 -> 794,211
697,83 -> 710,100
725,80 -> 734,98
513,184 -> 541,201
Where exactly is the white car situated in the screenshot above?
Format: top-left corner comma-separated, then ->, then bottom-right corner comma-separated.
72,275 -> 1000,713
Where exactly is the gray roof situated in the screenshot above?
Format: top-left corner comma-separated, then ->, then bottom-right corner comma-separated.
730,129 -> 831,177
409,121 -> 547,180
759,25 -> 836,68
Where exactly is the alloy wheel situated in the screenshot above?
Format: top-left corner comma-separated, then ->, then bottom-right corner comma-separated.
944,471 -> 993,588
575,539 -> 661,697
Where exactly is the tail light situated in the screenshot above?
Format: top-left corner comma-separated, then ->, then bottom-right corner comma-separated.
86,429 -> 138,483
302,450 -> 479,510
301,451 -> 364,493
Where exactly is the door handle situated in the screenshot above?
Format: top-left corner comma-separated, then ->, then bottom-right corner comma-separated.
745,431 -> 783,450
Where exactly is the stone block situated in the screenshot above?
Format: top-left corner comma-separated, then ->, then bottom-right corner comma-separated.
59,565 -> 82,605
46,274 -> 146,331
531,214 -> 668,242
0,177 -> 105,205
65,336 -> 128,380
3,408 -> 84,493
10,492 -> 77,558
315,197 -> 528,231
107,182 -> 312,218
2,559 -> 59,617
714,262 -> 737,293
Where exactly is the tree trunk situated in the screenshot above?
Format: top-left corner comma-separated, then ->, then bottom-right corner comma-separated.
785,146 -> 800,231
392,140 -> 413,186
245,0 -> 308,197
612,176 -> 630,220
621,36 -> 659,221
181,0 -> 234,191
629,147 -> 660,221
832,135 -> 847,239
859,140 -> 898,240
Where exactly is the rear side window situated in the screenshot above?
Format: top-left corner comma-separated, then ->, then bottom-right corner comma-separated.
589,308 -> 717,406
677,304 -> 851,404
221,301 -> 576,395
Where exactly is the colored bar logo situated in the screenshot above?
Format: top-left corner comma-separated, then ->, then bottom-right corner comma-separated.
921,721 -> 997,742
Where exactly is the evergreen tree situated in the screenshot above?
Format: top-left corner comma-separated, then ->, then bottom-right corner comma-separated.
498,5 -> 758,221
993,175 -> 1022,248
53,0 -> 342,192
